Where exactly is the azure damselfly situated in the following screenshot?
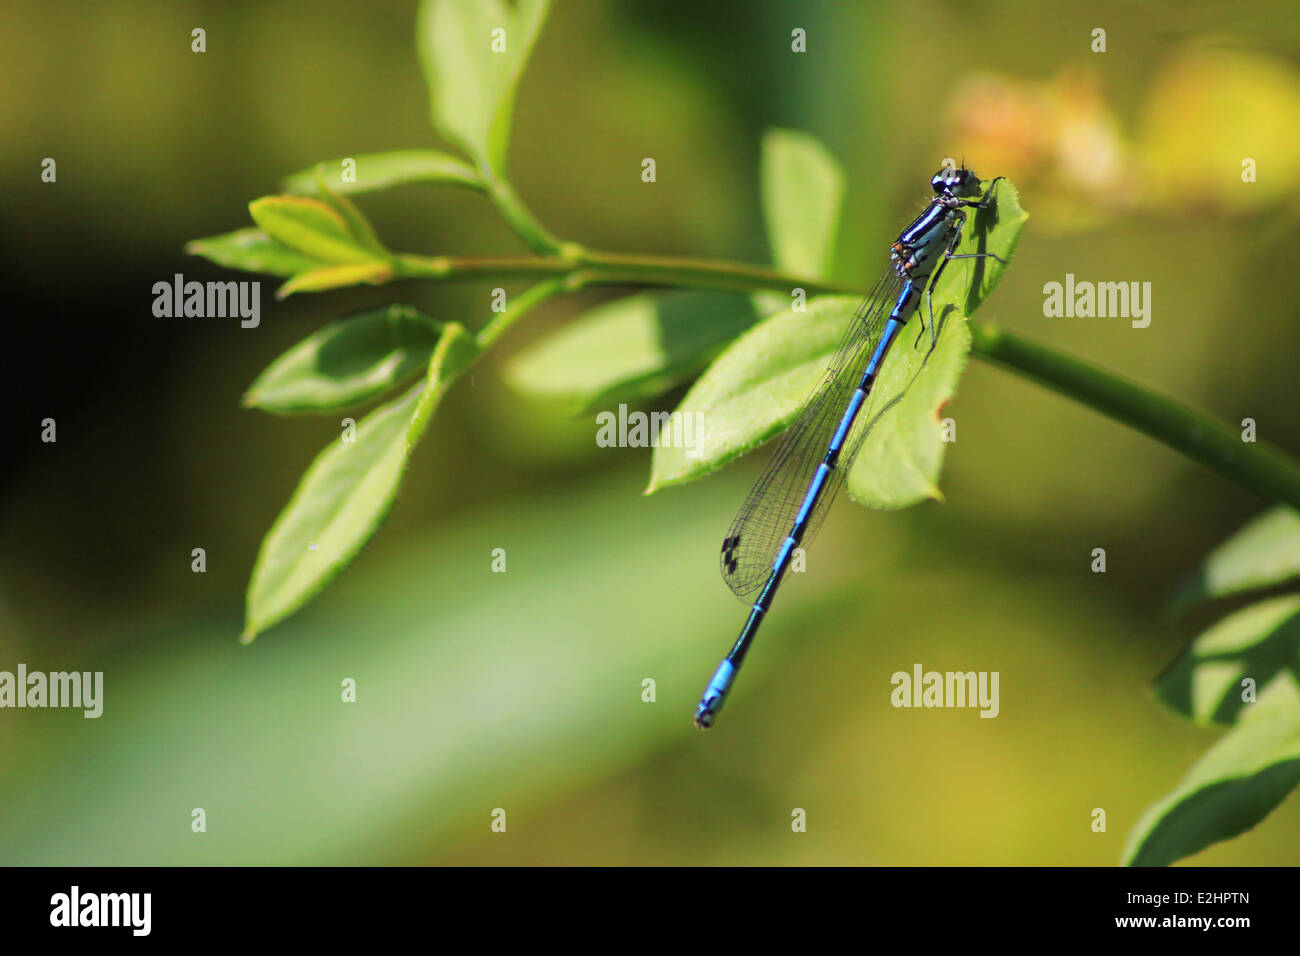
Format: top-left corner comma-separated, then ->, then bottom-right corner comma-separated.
695,165 -> 1006,729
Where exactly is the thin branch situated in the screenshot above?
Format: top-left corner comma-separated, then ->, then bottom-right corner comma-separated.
969,322 -> 1300,511
394,249 -> 1300,511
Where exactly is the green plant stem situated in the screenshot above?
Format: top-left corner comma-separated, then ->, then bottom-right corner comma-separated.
969,322 -> 1300,511
395,248 -> 1300,511
393,250 -> 858,296
481,175 -> 565,256
476,277 -> 567,349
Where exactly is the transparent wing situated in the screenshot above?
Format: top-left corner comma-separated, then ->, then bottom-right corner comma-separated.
720,270 -> 904,599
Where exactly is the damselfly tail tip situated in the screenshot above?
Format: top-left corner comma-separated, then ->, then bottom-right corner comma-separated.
694,659 -> 737,730
693,700 -> 718,730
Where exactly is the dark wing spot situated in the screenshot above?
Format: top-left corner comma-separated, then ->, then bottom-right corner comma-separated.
721,535 -> 742,576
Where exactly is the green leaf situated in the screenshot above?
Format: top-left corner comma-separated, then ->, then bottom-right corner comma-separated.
503,292 -> 763,412
647,295 -> 860,492
243,323 -> 477,641
282,150 -> 483,195
760,128 -> 844,280
312,166 -> 388,257
277,261 -> 396,298
846,316 -> 970,508
185,228 -> 322,277
951,177 -> 1027,317
407,324 -> 480,444
1123,680 -> 1300,866
1174,507 -> 1300,610
1155,594 -> 1300,726
647,179 -> 1026,497
244,305 -> 444,415
245,387 -> 422,641
647,295 -> 971,507
248,196 -> 381,265
416,0 -> 551,173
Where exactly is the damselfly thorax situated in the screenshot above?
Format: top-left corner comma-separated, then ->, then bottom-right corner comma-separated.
887,166 -> 989,321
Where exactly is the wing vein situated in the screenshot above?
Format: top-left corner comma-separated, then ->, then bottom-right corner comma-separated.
720,270 -> 905,598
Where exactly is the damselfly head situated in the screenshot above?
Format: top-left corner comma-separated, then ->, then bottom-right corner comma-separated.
931,166 -> 981,199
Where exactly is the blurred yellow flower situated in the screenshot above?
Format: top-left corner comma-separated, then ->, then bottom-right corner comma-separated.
944,46 -> 1300,231
1138,46 -> 1300,211
944,68 -> 1134,232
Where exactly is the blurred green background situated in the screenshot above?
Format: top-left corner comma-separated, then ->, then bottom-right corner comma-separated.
2,0 -> 1300,864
